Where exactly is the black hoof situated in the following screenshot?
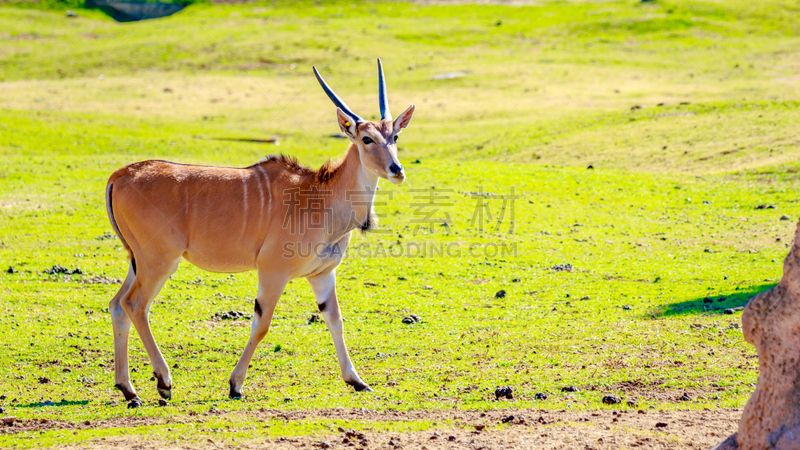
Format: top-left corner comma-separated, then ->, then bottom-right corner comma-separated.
127,398 -> 143,409
347,380 -> 373,392
115,383 -> 138,401
229,380 -> 243,399
156,375 -> 172,400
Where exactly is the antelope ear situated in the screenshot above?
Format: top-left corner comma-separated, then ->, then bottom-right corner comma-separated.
337,108 -> 359,139
393,104 -> 415,131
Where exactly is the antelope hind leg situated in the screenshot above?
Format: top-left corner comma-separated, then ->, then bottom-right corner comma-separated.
120,257 -> 180,405
110,264 -> 139,405
228,273 -> 288,399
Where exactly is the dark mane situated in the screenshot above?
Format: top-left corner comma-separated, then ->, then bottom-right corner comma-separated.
255,154 -> 314,175
254,154 -> 346,184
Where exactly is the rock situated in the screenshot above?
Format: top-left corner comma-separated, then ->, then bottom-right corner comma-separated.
511,278 -> 521,282
38,377 -> 50,384
703,297 -> 713,303
713,219 -> 800,449
551,264 -> 573,272
679,392 -> 691,401
0,407 -> 4,414
474,424 -> 485,431
1,416 -> 15,425
587,165 -> 594,169
6,266 -> 16,274
655,422 -> 668,428
212,310 -> 252,321
724,308 -> 735,315
43,265 -> 82,275
602,395 -> 621,405
709,434 -> 738,450
431,71 -> 468,80
501,415 -> 515,424
534,392 -> 548,400
402,314 -> 421,324
561,385 -> 579,393
494,386 -> 513,400
626,400 -> 637,407
622,305 -> 632,310
495,290 -> 506,298
308,314 -> 321,324
781,215 -> 792,221
65,10 -> 77,17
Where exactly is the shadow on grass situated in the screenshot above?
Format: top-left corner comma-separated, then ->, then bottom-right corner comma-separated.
663,283 -> 776,316
17,399 -> 89,408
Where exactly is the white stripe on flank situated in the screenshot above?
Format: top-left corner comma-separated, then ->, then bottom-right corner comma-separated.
241,177 -> 248,237
256,165 -> 272,213
254,167 -> 265,228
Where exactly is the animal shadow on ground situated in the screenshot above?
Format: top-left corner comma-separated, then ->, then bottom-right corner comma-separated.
17,399 -> 89,408
662,283 -> 775,316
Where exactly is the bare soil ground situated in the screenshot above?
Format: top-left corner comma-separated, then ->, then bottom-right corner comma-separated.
7,408 -> 740,449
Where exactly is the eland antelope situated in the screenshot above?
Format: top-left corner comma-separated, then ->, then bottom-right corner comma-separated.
105,59 -> 415,407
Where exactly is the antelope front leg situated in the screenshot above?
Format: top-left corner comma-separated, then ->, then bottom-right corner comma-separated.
308,271 -> 371,392
228,273 -> 288,399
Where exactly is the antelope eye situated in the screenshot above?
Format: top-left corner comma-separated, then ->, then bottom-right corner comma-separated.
393,135 -> 399,142
362,136 -> 374,145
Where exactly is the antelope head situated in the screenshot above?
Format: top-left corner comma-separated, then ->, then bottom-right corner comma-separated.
314,59 -> 415,185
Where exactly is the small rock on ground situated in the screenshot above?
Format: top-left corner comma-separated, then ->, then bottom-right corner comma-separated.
213,310 -> 251,321
551,264 -> 574,272
494,386 -> 513,400
401,314 -> 421,324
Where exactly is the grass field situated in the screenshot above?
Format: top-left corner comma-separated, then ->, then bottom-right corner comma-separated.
0,0 -> 799,447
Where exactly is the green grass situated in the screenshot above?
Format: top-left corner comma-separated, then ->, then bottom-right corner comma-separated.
1,0 -> 799,447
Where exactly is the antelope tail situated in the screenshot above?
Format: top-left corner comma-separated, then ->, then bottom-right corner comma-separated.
105,182 -> 136,275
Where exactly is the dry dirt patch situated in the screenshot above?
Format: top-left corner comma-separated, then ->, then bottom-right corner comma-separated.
29,408 -> 742,449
